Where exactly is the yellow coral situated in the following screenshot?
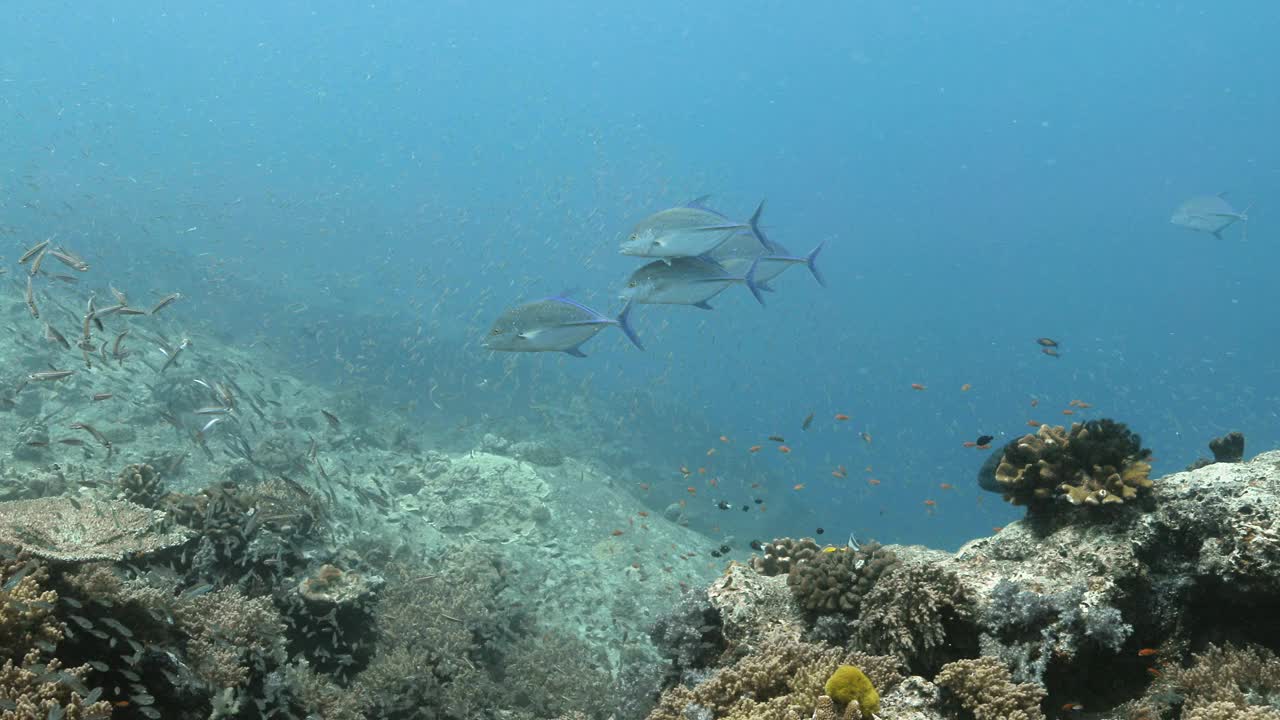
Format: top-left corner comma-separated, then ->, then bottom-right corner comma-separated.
824,665 -> 879,715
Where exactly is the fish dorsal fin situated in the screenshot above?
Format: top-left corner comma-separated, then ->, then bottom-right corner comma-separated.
684,194 -> 713,209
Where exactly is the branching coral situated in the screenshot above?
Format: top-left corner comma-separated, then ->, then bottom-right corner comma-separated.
934,656 -> 1046,720
117,463 -> 164,508
646,633 -> 902,720
787,543 -> 897,617
0,555 -> 62,660
173,587 -> 288,688
1165,643 -> 1280,716
991,419 -> 1153,511
852,562 -> 974,675
0,654 -> 113,719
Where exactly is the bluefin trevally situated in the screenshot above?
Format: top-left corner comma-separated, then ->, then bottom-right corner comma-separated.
620,201 -> 767,260
483,296 -> 642,357
688,197 -> 825,287
713,233 -> 825,288
621,256 -> 764,309
1171,192 -> 1252,240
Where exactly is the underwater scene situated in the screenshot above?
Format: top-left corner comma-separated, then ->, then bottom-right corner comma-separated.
1,2 -> 1278,719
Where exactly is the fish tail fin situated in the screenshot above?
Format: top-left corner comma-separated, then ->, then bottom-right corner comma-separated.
564,346 -> 588,358
1213,229 -> 1224,240
744,257 -> 765,306
805,240 -> 827,287
748,200 -> 771,250
616,299 -> 644,350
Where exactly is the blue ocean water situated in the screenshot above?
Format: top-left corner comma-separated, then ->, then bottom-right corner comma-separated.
2,0 -> 1276,556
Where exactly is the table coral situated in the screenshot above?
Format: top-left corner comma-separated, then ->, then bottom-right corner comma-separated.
0,497 -> 191,562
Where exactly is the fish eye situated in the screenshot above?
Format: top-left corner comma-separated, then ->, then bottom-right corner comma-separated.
627,280 -> 637,287
490,328 -> 501,335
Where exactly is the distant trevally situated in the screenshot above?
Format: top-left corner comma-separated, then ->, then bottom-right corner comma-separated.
620,201 -> 767,260
483,296 -> 642,357
621,256 -> 764,309
1171,192 -> 1252,240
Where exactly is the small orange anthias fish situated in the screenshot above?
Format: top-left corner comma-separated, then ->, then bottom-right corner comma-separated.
963,441 -> 977,448
923,499 -> 937,507
748,445 -> 762,453
793,483 -> 806,490
867,478 -> 881,486
939,483 -> 953,490
1062,409 -> 1075,415
911,383 -> 926,390
1137,648 -> 1159,657
719,435 -> 730,443
1061,702 -> 1084,712
1027,420 -> 1042,427
778,445 -> 792,454
834,413 -> 851,421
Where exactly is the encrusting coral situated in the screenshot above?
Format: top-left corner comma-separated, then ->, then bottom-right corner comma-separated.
934,656 -> 1046,720
990,419 -> 1153,511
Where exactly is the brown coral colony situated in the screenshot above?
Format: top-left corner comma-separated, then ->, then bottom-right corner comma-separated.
992,419 -> 1154,510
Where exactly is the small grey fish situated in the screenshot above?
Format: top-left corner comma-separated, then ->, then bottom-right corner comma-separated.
622,256 -> 763,309
28,370 -> 74,381
18,239 -> 50,264
483,296 -> 643,357
620,201 -> 765,260
44,323 -> 71,350
1171,193 -> 1253,240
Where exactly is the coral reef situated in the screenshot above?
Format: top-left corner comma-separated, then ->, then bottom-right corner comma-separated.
934,656 -> 1045,720
851,561 -> 976,675
749,536 -> 821,577
989,419 -> 1153,511
646,632 -> 901,720
787,542 -> 897,617
1210,431 -> 1246,463
978,579 -> 1131,685
1188,430 -> 1248,470
650,588 -> 726,687
1162,643 -> 1280,717
117,462 -> 164,508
